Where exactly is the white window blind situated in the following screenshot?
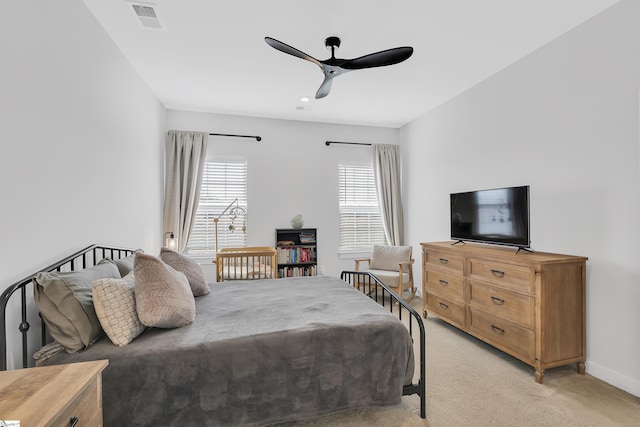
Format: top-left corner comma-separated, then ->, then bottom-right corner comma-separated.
339,164 -> 387,251
184,160 -> 247,257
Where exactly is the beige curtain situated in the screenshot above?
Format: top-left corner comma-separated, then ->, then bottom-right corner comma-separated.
372,144 -> 404,246
163,130 -> 209,252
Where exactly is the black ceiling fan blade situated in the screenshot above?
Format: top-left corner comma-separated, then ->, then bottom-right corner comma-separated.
341,46 -> 414,70
264,37 -> 322,68
315,74 -> 334,99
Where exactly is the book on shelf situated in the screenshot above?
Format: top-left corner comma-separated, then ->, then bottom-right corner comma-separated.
278,264 -> 317,278
277,247 -> 316,264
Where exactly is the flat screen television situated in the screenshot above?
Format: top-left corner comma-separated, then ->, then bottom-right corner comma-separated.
450,185 -> 530,249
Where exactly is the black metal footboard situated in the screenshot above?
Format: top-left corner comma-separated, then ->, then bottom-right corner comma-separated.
340,271 -> 426,419
0,244 -> 134,371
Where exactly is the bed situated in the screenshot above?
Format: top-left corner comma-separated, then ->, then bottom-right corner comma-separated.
215,246 -> 277,281
0,244 -> 425,426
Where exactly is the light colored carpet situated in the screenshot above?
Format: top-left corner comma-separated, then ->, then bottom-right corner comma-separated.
277,298 -> 640,427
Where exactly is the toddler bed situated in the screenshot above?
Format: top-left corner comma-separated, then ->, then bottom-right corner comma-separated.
0,244 -> 425,426
214,246 -> 277,282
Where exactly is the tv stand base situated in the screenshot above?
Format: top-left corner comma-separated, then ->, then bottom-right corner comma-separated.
514,246 -> 535,254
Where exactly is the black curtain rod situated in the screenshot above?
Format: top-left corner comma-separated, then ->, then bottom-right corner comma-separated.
325,140 -> 371,146
210,133 -> 262,141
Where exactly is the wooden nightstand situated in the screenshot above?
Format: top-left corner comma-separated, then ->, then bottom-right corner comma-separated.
0,359 -> 108,426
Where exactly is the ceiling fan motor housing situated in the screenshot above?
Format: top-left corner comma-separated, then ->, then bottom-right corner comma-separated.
325,36 -> 341,50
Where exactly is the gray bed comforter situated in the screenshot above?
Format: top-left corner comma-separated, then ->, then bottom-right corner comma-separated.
42,275 -> 415,426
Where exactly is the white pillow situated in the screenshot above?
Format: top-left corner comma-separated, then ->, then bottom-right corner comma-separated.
93,273 -> 145,346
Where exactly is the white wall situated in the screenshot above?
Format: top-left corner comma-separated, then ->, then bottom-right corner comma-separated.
167,110 -> 398,280
401,0 -> 640,396
0,1 -> 165,369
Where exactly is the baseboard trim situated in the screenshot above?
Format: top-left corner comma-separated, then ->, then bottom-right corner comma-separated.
587,360 -> 640,397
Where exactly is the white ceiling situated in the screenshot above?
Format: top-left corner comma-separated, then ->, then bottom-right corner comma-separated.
81,0 -> 619,128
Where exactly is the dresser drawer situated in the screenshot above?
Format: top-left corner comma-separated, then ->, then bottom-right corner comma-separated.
468,258 -> 534,293
469,280 -> 534,328
425,293 -> 465,326
424,250 -> 464,275
470,308 -> 535,362
51,376 -> 102,427
425,269 -> 465,301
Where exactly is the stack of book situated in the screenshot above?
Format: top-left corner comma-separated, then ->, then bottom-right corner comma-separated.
299,232 -> 316,244
277,247 -> 316,264
278,265 -> 317,277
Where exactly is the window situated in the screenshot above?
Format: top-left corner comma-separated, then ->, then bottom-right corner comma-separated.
184,159 -> 247,257
338,163 -> 387,251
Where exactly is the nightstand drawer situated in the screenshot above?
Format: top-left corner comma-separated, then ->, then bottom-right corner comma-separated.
470,308 -> 535,362
424,250 -> 464,275
51,375 -> 102,427
425,293 -> 465,326
425,270 -> 464,301
469,280 -> 534,328
468,258 -> 534,293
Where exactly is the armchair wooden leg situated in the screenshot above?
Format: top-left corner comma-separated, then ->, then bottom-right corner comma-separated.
405,286 -> 417,303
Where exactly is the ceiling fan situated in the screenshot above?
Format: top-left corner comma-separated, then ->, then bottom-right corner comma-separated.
264,36 -> 413,99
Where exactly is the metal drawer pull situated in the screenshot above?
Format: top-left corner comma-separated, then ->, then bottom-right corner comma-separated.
69,417 -> 79,427
439,258 -> 448,264
439,279 -> 448,286
491,325 -> 505,335
490,269 -> 505,278
439,302 -> 449,309
490,296 -> 505,305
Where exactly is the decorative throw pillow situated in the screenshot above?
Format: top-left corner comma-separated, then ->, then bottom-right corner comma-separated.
159,247 -> 209,296
134,252 -> 195,328
33,258 -> 121,353
112,251 -> 143,277
93,273 -> 145,346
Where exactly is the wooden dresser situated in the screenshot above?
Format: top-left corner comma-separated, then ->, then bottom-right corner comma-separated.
422,241 -> 587,383
0,359 -> 108,426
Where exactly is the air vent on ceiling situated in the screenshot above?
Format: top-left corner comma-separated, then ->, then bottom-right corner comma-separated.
127,2 -> 165,30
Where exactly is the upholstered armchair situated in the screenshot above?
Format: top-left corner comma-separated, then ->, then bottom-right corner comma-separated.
354,244 -> 416,303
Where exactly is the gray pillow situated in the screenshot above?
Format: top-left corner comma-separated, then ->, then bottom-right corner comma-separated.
113,254 -> 135,276
134,252 -> 195,328
33,258 -> 121,353
110,249 -> 145,276
159,247 -> 209,296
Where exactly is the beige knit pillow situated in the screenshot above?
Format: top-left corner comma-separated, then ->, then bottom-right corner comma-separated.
93,273 -> 145,346
159,247 -> 209,296
134,252 -> 195,328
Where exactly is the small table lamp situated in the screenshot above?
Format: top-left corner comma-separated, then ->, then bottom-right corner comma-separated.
164,231 -> 177,250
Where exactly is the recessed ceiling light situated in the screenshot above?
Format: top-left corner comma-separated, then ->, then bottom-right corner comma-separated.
300,96 -> 310,103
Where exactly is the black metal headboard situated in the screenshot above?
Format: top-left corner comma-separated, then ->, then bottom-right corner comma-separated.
0,244 -> 134,371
